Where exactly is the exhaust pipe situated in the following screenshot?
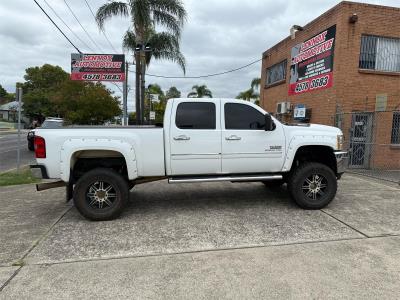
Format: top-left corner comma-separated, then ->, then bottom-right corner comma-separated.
36,181 -> 66,191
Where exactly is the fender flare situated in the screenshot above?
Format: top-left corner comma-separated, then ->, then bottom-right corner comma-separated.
59,138 -> 138,182
282,135 -> 336,172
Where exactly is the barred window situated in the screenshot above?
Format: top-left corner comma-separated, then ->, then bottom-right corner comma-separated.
391,112 -> 400,144
359,35 -> 400,72
266,60 -> 287,86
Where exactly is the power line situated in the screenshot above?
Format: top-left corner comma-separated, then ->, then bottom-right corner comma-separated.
83,0 -> 118,53
129,58 -> 262,79
42,0 -> 94,52
33,0 -> 81,53
34,0 -> 123,94
63,0 -> 104,53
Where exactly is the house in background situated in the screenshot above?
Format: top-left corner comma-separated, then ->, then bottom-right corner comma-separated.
0,100 -> 29,128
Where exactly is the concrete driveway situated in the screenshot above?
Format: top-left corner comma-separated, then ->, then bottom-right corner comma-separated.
0,174 -> 399,299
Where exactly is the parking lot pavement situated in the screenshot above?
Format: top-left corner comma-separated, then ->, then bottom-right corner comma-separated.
0,185 -> 71,266
0,174 -> 399,298
2,237 -> 400,299
0,267 -> 19,291
25,180 -> 363,264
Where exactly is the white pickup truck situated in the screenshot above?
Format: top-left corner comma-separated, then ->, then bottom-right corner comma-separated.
31,98 -> 347,221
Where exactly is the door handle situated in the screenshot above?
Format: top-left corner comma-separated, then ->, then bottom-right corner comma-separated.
173,135 -> 190,141
225,135 -> 241,141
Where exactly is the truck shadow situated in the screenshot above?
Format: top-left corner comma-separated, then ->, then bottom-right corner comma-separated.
125,181 -> 295,214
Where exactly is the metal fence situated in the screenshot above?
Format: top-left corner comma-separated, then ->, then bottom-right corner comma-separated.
335,110 -> 400,184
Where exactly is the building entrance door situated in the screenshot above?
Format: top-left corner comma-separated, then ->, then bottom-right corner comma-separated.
349,113 -> 373,168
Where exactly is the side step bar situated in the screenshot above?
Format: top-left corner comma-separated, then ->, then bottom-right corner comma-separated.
168,174 -> 282,184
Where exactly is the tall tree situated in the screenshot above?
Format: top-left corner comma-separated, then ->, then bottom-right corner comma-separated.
166,86 -> 181,99
54,81 -> 121,125
20,64 -> 121,124
251,78 -> 261,91
96,0 -> 187,124
236,77 -> 261,105
123,28 -> 186,73
236,88 -> 258,102
0,84 -> 7,98
22,65 -> 69,119
187,85 -> 213,98
22,64 -> 69,93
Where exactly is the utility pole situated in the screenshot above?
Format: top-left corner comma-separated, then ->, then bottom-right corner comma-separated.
122,62 -> 128,125
135,53 -> 141,125
140,53 -> 146,124
134,44 -> 152,125
16,86 -> 22,173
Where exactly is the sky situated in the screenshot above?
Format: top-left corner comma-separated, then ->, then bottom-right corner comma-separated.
0,0 -> 398,111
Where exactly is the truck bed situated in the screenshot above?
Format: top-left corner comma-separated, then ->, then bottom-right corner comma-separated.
34,127 -> 166,180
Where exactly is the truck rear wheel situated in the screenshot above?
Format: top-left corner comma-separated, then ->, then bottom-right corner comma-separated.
73,168 -> 129,221
288,162 -> 337,209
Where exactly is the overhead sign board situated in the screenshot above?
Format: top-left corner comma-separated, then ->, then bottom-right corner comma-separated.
289,25 -> 336,96
71,54 -> 125,82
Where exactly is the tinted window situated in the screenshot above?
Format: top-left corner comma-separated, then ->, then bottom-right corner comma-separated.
225,103 -> 265,130
176,102 -> 216,129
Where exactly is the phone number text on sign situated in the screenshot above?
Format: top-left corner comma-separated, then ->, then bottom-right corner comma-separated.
291,73 -> 333,95
82,74 -> 123,81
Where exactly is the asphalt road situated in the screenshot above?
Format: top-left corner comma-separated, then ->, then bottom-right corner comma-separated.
0,131 -> 35,172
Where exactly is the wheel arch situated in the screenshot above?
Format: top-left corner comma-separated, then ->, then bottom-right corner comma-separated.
288,145 -> 337,175
60,138 -> 138,182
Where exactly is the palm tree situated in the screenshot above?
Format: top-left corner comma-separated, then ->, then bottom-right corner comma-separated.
251,78 -> 261,91
236,88 -> 258,102
96,0 -> 187,124
236,77 -> 261,104
123,27 -> 185,73
187,85 -> 213,98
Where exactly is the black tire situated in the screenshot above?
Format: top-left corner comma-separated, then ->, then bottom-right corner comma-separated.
128,182 -> 135,190
73,168 -> 129,221
287,162 -> 337,209
28,140 -> 34,151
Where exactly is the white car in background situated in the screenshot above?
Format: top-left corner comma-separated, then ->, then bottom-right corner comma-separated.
27,117 -> 64,151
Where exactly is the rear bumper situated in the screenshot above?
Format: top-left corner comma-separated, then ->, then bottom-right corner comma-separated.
334,151 -> 348,177
30,165 -> 49,179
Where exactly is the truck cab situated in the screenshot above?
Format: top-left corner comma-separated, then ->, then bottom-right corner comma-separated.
164,99 -> 286,175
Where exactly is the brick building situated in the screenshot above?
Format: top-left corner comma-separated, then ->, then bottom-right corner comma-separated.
260,1 -> 400,170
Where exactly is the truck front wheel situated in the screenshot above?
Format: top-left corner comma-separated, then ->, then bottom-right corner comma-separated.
288,162 -> 337,209
73,168 -> 129,221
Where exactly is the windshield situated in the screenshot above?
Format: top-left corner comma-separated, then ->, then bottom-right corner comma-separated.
41,120 -> 63,128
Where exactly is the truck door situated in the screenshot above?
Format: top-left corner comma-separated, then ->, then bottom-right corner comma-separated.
169,100 -> 222,175
221,100 -> 285,174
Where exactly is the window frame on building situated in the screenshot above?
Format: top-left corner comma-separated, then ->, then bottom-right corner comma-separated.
265,60 -> 287,87
359,34 -> 400,73
391,112 -> 400,145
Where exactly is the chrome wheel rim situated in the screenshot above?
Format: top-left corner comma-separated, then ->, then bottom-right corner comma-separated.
301,174 -> 328,201
86,181 -> 117,209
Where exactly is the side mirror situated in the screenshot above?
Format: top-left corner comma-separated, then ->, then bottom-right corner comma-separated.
265,114 -> 275,131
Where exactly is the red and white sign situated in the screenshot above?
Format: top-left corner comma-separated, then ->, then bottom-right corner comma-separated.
71,54 -> 125,82
288,25 -> 336,96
